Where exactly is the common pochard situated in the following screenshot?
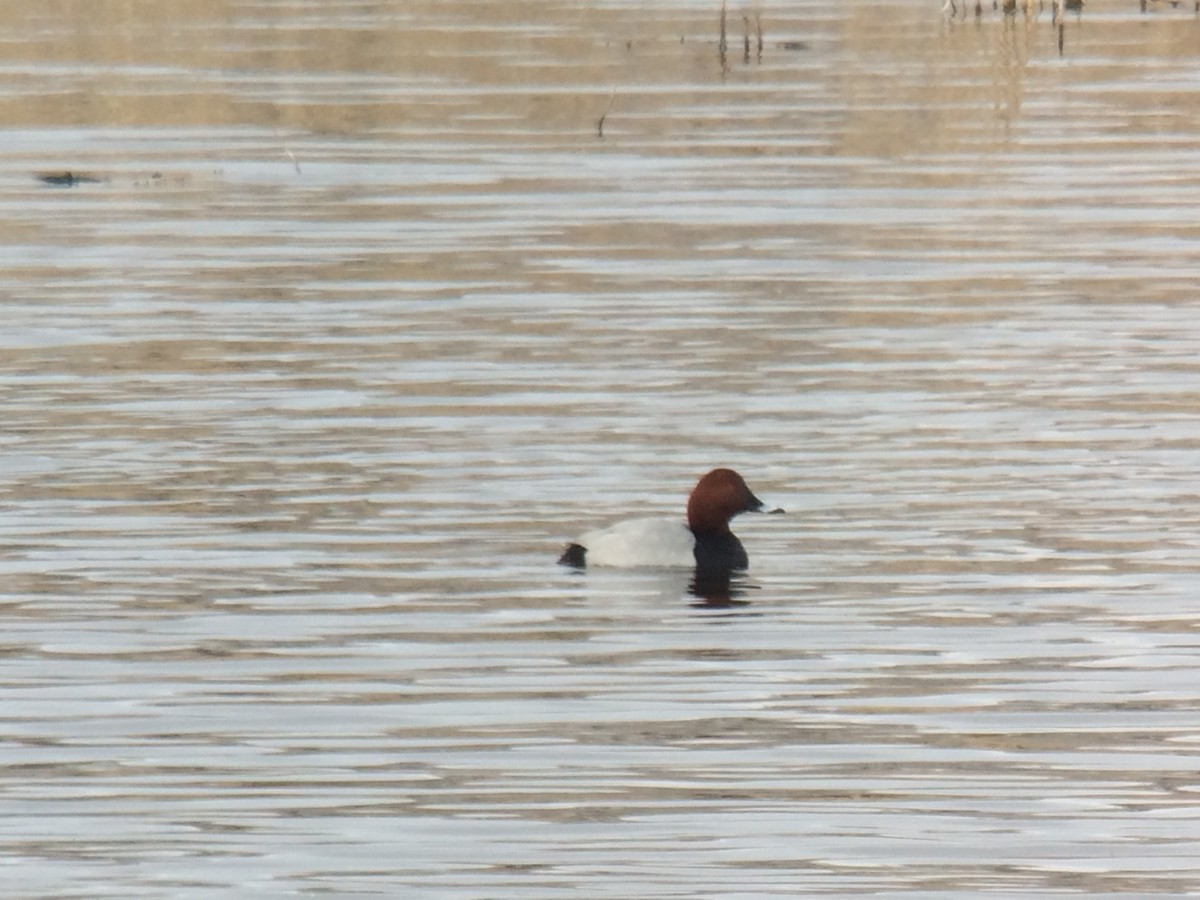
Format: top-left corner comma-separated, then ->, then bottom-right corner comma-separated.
558,468 -> 778,571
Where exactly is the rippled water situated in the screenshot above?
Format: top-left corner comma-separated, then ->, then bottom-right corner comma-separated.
4,0 -> 1200,896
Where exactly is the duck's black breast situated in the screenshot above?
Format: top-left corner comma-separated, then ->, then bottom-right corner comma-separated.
691,531 -> 749,572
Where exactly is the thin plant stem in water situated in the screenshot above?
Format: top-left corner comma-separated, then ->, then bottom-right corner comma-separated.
596,90 -> 617,139
718,0 -> 728,72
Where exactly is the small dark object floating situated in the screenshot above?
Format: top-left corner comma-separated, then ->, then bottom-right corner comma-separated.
779,40 -> 809,51
36,172 -> 104,187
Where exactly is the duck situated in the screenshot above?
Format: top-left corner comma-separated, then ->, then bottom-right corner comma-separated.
558,468 -> 777,571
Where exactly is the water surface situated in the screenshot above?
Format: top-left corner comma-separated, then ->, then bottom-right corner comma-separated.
3,0 -> 1200,896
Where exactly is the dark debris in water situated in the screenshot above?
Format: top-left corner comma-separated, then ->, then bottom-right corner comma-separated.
35,171 -> 183,189
35,171 -> 106,187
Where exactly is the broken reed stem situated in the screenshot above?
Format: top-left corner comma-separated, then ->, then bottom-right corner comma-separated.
719,2 -> 762,69
596,89 -> 617,139
718,0 -> 728,69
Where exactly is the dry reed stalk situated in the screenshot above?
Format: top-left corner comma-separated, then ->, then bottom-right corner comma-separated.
596,90 -> 617,139
718,0 -> 728,70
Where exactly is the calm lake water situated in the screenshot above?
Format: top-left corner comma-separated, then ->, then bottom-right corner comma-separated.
4,0 -> 1200,896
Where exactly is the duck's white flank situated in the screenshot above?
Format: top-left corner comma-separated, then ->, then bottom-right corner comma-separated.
575,517 -> 696,569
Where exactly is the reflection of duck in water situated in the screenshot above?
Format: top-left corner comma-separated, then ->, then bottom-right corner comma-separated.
558,468 -> 781,586
688,567 -> 755,608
